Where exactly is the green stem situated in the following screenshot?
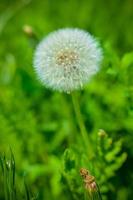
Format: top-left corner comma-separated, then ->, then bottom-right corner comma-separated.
71,92 -> 93,157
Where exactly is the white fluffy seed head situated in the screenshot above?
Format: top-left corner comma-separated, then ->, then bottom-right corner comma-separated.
33,28 -> 103,92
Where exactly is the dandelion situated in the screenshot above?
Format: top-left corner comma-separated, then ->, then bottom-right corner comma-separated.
33,28 -> 102,92
33,28 -> 102,157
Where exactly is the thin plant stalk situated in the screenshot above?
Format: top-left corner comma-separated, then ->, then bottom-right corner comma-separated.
71,92 -> 93,157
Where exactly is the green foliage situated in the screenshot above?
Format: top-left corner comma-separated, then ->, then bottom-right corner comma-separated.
0,0 -> 133,199
95,130 -> 127,197
61,130 -> 127,200
0,150 -> 16,200
0,150 -> 38,200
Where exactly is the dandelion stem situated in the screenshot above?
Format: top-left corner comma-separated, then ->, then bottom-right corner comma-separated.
71,92 -> 93,157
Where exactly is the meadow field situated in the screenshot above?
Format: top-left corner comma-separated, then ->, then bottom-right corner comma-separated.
0,0 -> 133,199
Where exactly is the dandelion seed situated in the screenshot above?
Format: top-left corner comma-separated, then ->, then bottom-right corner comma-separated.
33,28 -> 102,92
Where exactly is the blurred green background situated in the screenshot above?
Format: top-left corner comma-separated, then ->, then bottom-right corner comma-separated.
0,0 -> 133,199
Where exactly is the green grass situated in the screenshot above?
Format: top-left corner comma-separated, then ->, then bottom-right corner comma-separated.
0,150 -> 38,200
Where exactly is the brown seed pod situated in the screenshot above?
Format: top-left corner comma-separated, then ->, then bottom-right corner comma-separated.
80,168 -> 97,191
80,168 -> 89,178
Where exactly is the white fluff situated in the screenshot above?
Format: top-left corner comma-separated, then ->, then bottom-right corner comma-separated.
33,28 -> 102,92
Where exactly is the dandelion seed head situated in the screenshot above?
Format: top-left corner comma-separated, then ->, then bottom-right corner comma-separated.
34,28 -> 103,92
